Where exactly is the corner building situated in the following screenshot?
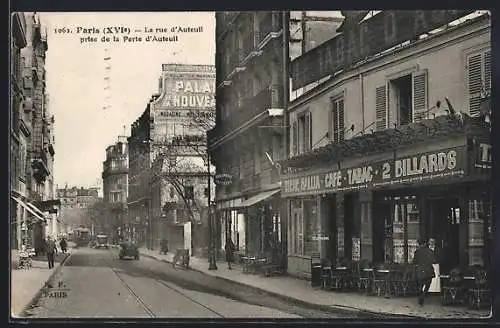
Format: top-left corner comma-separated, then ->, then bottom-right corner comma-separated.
209,11 -> 342,260
102,137 -> 129,242
281,11 -> 491,279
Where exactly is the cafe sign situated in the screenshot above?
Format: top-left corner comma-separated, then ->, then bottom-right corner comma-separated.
281,147 -> 467,197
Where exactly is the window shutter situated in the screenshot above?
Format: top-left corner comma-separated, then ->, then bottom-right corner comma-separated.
412,70 -> 428,122
332,104 -> 338,143
328,107 -> 333,141
291,121 -> 298,155
484,51 -> 491,94
375,85 -> 387,131
304,112 -> 311,151
338,99 -> 345,141
467,53 -> 483,116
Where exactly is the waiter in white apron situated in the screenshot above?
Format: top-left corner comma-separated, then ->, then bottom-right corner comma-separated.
428,238 -> 441,293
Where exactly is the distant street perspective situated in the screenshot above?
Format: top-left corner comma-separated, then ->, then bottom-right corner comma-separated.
10,10 -> 493,320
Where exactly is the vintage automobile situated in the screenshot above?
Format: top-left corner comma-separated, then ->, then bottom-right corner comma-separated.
119,241 -> 139,260
95,234 -> 110,249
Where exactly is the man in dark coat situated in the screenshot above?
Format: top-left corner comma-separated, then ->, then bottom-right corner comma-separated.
45,236 -> 58,269
225,238 -> 235,270
413,238 -> 436,305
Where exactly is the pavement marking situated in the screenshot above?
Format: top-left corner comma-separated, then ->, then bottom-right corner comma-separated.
110,268 -> 156,318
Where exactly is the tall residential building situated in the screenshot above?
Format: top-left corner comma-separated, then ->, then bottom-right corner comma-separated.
102,136 -> 129,241
10,12 -> 28,250
208,12 -> 342,259
128,106 -> 152,245
11,12 -> 59,253
128,64 -> 215,254
148,64 -> 215,254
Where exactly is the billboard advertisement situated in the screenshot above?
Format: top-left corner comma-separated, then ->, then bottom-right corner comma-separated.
160,64 -> 216,110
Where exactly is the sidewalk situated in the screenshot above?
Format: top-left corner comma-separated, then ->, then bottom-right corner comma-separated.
11,249 -> 73,318
139,248 -> 491,319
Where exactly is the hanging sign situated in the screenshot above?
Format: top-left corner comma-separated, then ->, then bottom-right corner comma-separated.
282,146 -> 467,197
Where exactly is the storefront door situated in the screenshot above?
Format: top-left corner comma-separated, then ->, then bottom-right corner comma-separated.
429,198 -> 460,274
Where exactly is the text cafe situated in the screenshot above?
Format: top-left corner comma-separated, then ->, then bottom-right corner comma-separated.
281,116 -> 491,279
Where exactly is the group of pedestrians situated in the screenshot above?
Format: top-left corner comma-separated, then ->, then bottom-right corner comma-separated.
44,236 -> 68,269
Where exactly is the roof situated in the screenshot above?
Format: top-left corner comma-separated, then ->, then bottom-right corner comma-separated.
281,114 -> 489,170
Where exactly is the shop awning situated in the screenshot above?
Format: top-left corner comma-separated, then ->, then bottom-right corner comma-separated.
25,201 -> 49,219
236,188 -> 280,209
11,196 -> 46,223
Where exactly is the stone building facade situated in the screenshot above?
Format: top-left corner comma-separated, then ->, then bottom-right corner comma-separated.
11,12 -> 58,253
102,137 -> 129,242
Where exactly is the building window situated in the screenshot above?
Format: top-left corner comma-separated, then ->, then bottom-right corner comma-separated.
330,96 -> 345,143
290,198 -> 320,257
254,143 -> 261,174
184,186 -> 194,200
390,75 -> 413,126
467,50 -> 491,117
377,70 -> 428,131
170,187 -> 175,199
297,111 -> 311,154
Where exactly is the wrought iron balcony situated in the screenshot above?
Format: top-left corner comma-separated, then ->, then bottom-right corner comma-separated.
258,12 -> 282,44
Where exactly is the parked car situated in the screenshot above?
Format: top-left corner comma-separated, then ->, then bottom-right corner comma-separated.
119,241 -> 139,260
95,235 -> 110,249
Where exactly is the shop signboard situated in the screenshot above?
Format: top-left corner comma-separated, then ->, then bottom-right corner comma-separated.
282,146 -> 467,197
291,10 -> 474,90
159,64 -> 216,110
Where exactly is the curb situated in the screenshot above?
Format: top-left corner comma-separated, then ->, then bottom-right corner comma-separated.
140,251 -> 416,319
18,251 -> 73,317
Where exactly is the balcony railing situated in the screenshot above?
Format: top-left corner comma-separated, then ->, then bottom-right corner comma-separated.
258,12 -> 282,44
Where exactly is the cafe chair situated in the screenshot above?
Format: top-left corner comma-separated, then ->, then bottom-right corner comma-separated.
468,269 -> 490,310
358,260 -> 372,295
372,264 -> 388,297
441,268 -> 465,306
321,260 -> 333,290
349,261 -> 360,292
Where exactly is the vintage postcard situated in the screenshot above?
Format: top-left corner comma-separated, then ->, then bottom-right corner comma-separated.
9,10 -> 492,320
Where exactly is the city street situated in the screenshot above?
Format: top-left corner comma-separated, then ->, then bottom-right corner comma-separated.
22,247 -> 300,318
22,247 -> 379,319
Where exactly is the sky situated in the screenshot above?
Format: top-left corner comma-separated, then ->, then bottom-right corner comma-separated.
39,12 -> 215,191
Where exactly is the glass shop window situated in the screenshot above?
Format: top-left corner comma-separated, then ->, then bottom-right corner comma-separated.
468,198 -> 490,266
387,196 -> 420,264
303,199 -> 320,257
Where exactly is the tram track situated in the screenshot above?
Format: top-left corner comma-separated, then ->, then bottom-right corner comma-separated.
110,268 -> 225,318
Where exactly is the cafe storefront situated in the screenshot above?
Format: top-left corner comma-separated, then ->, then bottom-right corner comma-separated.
281,115 -> 491,279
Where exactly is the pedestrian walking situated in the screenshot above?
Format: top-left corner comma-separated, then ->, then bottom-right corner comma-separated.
45,236 -> 58,269
225,238 -> 235,270
413,238 -> 437,306
60,237 -> 68,254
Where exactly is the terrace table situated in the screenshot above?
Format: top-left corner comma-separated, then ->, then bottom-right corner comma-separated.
375,269 -> 393,298
241,256 -> 256,274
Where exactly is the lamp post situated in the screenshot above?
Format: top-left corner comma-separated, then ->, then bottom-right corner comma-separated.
207,150 -> 217,270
